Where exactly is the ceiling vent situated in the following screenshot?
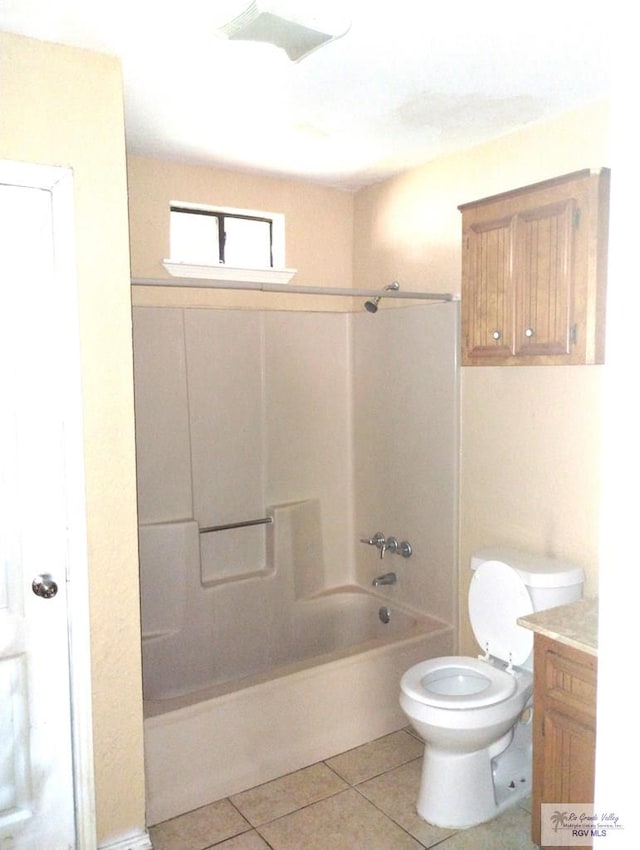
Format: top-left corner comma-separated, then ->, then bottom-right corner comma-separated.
218,1 -> 351,62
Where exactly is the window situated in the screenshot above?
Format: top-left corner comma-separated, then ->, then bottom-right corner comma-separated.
170,204 -> 285,269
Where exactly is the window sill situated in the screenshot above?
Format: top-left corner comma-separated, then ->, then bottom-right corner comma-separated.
161,260 -> 297,286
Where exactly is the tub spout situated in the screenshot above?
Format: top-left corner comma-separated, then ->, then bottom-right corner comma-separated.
372,572 -> 397,587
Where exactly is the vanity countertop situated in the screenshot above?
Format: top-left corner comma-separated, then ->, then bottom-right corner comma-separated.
518,596 -> 598,657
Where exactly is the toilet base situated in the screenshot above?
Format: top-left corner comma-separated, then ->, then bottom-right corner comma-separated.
416,716 -> 532,829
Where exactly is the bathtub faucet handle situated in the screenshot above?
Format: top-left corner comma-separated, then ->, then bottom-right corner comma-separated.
360,533 -> 409,559
360,533 -> 398,559
384,536 -> 398,557
360,532 -> 386,551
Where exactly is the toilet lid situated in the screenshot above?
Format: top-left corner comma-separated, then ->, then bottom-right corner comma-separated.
468,561 -> 534,665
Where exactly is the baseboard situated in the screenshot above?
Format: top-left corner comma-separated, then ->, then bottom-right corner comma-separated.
99,831 -> 153,850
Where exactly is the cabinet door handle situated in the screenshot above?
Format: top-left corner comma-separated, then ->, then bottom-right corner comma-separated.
492,330 -> 502,340
524,327 -> 535,338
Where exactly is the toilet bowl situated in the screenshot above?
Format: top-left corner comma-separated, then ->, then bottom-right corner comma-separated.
399,547 -> 584,829
400,656 -> 533,828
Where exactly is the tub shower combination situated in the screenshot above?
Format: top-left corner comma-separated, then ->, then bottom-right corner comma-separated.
141,500 -> 453,825
133,301 -> 459,826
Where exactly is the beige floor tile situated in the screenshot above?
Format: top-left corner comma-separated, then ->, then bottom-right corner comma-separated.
325,729 -> 424,785
149,798 -> 250,850
519,796 -> 532,814
423,802 -> 538,850
257,788 -> 422,850
230,761 -> 348,826
358,758 -> 457,847
213,831 -> 273,850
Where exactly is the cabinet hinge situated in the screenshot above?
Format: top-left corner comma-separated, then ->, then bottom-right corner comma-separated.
570,324 -> 578,346
573,209 -> 581,229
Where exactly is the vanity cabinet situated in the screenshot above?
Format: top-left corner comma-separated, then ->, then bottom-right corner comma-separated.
531,633 -> 597,848
459,169 -> 610,366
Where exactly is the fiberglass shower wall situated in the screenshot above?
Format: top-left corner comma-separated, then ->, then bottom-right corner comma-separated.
132,302 -> 457,620
133,307 -> 353,591
352,302 -> 459,626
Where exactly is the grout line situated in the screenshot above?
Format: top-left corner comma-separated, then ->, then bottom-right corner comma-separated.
350,770 -> 435,849
426,835 -> 458,849
212,829 -> 279,850
208,828 -> 278,850
322,759 -> 352,785
226,794 -> 255,829
253,784 -> 431,850
252,785 -> 354,829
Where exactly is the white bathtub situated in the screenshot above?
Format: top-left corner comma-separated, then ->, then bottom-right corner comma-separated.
143,586 -> 453,825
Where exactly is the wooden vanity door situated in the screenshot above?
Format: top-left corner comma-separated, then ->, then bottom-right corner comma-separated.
537,707 -> 597,804
532,634 -> 597,849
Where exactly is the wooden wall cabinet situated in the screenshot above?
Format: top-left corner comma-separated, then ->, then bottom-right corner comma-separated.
531,633 -> 597,848
459,169 -> 610,366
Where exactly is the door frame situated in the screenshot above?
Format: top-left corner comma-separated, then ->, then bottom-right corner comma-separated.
1,158 -> 96,849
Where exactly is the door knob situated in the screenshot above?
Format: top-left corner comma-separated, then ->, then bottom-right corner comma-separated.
32,574 -> 59,599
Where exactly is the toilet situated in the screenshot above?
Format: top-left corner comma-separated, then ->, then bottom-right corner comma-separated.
399,547 -> 584,830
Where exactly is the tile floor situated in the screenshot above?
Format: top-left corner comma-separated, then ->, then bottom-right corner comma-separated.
149,729 -> 540,850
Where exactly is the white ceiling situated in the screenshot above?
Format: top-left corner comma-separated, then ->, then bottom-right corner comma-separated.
1,0 -> 611,190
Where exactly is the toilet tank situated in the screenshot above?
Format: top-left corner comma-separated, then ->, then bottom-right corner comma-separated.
470,546 -> 585,612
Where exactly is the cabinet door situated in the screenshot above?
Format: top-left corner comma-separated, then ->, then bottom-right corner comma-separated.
514,199 -> 576,358
538,706 -> 596,805
534,709 -> 596,850
462,214 -> 515,361
460,169 -> 609,366
532,635 -> 597,849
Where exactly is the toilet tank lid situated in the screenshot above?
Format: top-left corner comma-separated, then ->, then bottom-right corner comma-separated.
470,546 -> 585,588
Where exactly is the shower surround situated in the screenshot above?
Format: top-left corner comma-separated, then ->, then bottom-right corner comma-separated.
133,302 -> 458,822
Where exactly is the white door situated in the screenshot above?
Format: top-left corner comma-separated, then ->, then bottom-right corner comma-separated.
0,165 -> 94,849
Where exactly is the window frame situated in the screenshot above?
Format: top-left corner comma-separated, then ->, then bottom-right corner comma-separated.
169,202 -> 286,269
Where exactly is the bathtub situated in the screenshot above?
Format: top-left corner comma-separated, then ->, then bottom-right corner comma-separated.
143,586 -> 454,825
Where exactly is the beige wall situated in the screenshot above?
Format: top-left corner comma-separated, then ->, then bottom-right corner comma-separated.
354,101 -> 610,654
128,155 -> 355,311
0,32 -> 146,846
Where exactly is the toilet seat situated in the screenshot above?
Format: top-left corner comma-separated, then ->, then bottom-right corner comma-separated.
400,656 -> 517,709
469,561 -> 534,666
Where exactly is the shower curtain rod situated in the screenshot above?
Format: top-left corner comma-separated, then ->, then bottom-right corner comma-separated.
131,277 -> 458,302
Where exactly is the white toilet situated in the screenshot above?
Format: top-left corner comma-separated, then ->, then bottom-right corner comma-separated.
399,547 -> 584,830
